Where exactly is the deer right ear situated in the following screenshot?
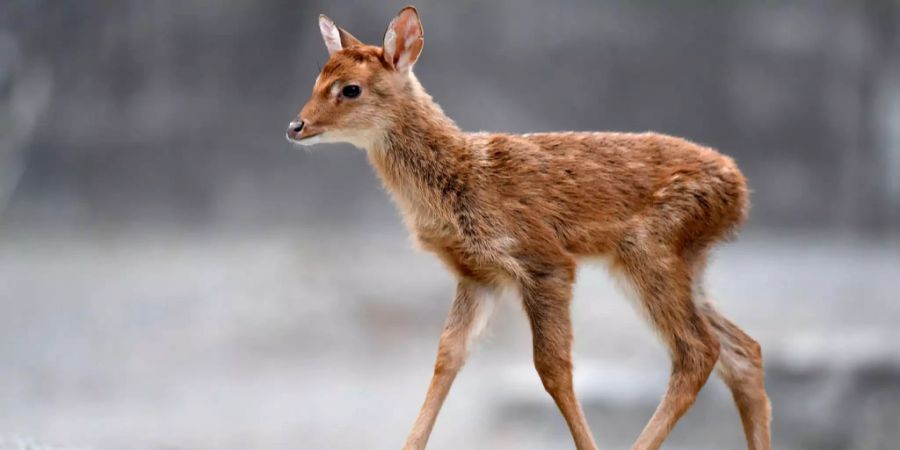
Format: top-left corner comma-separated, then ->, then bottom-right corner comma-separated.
382,6 -> 424,72
319,15 -> 362,56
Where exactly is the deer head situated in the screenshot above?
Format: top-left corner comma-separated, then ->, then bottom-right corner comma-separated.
286,6 -> 425,150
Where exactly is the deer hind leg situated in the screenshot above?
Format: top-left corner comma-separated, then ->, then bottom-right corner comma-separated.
520,258 -> 598,450
700,301 -> 772,450
403,280 -> 497,450
614,243 -> 720,450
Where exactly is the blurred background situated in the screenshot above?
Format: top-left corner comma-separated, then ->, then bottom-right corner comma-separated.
1,1 -> 899,449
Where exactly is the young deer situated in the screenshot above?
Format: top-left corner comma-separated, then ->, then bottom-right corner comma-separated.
286,7 -> 771,450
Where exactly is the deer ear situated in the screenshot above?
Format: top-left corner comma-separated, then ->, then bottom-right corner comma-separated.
319,15 -> 362,56
382,6 -> 423,72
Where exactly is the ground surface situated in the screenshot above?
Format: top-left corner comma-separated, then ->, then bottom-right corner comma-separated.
1,229 -> 899,450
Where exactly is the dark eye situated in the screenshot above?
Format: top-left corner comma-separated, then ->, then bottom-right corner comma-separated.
341,85 -> 361,98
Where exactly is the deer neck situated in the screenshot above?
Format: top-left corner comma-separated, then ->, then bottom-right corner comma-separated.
365,81 -> 472,220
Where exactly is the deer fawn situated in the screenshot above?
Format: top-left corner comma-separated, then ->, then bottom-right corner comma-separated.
286,6 -> 771,450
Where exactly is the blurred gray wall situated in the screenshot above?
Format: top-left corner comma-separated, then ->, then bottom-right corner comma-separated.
2,2 -> 900,450
2,0 -> 899,235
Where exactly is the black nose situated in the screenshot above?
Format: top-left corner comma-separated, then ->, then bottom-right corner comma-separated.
286,121 -> 305,141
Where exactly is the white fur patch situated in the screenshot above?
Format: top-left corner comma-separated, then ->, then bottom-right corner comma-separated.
288,129 -> 384,150
466,286 -> 498,350
289,133 -> 326,146
319,15 -> 342,55
383,26 -> 397,63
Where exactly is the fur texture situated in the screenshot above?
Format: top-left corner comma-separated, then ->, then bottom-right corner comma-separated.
287,6 -> 771,450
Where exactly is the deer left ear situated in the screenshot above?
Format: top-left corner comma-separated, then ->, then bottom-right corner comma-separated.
382,6 -> 424,72
319,15 -> 362,56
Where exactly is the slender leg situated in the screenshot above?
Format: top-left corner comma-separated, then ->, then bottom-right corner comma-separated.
403,280 -> 495,450
701,302 -> 772,450
615,248 -> 720,450
521,261 -> 598,450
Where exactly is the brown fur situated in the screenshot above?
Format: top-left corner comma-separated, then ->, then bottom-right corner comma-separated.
288,7 -> 771,450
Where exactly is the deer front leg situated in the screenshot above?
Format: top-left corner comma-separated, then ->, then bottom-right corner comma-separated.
403,280 -> 495,450
520,260 -> 599,450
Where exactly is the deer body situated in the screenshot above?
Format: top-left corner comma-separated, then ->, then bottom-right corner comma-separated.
287,7 -> 771,450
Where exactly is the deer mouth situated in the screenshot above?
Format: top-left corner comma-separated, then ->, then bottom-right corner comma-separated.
286,131 -> 324,145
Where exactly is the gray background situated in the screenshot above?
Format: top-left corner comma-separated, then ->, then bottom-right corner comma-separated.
1,1 -> 899,449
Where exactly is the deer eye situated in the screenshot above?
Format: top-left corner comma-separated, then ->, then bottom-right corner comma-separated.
341,85 -> 361,98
